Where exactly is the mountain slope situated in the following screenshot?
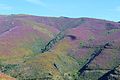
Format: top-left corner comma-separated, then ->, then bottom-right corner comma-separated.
0,15 -> 120,80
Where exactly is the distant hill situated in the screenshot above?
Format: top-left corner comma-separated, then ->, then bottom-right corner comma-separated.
0,15 -> 120,80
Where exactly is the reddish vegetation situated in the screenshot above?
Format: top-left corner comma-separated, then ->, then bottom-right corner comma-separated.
0,73 -> 16,80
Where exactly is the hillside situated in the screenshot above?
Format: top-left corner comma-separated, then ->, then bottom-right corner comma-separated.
0,15 -> 120,80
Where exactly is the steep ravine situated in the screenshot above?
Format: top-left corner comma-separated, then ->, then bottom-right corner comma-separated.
98,64 -> 120,80
78,43 -> 111,76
